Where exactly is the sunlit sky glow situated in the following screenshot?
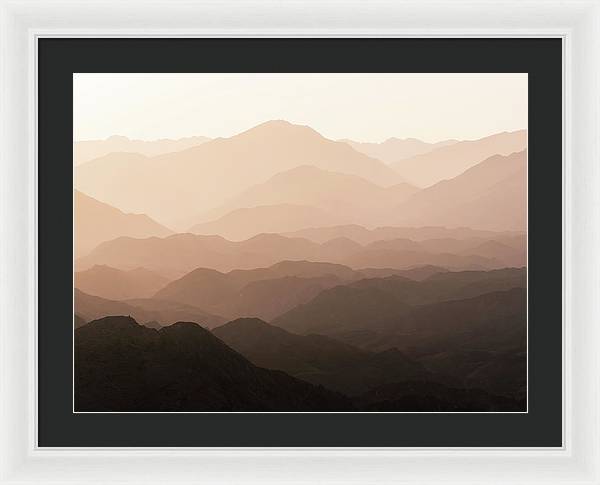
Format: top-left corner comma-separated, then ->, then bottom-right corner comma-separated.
74,73 -> 527,143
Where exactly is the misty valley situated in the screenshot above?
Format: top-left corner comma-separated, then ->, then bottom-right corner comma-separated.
74,119 -> 527,412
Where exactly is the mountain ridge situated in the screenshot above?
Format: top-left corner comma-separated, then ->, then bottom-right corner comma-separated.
76,120 -> 404,227
75,264 -> 170,300
75,288 -> 225,329
75,190 -> 173,258
393,150 -> 526,231
392,130 -> 526,187
75,134 -> 211,165
340,136 -> 458,164
190,165 -> 418,231
75,315 -> 352,411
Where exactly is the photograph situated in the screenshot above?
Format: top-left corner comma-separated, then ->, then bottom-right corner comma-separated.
73,73 -> 528,413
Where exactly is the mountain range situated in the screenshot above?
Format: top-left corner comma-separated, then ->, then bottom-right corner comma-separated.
75,315 -> 523,411
191,165 -> 418,233
273,269 -> 526,341
392,130 -> 526,187
73,118 -> 528,413
284,225 -> 522,245
75,264 -> 170,300
73,262 -> 526,401
74,288 -> 225,329
212,316 -> 524,400
188,146 -> 525,238
392,150 -> 526,231
340,136 -> 458,164
213,317 -> 443,395
153,260 -> 358,320
273,285 -> 526,399
75,190 -> 172,257
190,203 -> 344,241
75,134 -> 211,165
76,228 -> 524,277
74,122 -> 526,250
75,316 -> 350,411
76,120 -> 404,228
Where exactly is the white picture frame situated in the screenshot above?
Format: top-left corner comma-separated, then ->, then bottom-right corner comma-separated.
1,0 -> 598,483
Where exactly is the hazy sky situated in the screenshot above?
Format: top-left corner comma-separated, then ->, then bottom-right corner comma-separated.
74,73 -> 527,143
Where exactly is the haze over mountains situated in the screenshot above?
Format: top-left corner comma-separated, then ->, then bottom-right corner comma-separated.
76,229 -> 524,277
153,261 -> 349,321
75,288 -> 225,329
75,265 -> 169,300
340,137 -> 458,164
283,225 -> 521,245
74,118 -> 527,412
76,120 -> 404,228
393,150 -> 526,231
190,203 -> 344,242
191,165 -> 419,233
75,190 -> 172,258
273,269 -> 525,341
75,134 -> 210,165
211,315 -> 523,401
212,317 -> 439,395
392,130 -> 526,187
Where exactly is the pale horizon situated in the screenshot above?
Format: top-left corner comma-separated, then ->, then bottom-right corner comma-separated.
75,120 -> 526,145
74,73 -> 528,144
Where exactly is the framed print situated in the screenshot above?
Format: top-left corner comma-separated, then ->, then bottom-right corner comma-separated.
1,1 -> 599,484
73,72 -> 530,416
38,37 -> 560,447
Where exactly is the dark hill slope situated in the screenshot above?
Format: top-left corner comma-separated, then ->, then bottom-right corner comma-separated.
74,316 -> 351,411
213,318 -> 445,396
273,268 -> 525,336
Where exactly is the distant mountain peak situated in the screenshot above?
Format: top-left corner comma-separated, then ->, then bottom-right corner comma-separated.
392,130 -> 527,187
217,317 -> 272,332
87,315 -> 140,329
384,136 -> 420,143
184,267 -> 226,278
160,320 -> 208,333
77,120 -> 404,225
258,119 -> 293,127
74,190 -> 173,258
238,119 -> 322,139
76,314 -> 351,411
90,264 -> 112,270
106,135 -> 130,142
244,231 -> 295,243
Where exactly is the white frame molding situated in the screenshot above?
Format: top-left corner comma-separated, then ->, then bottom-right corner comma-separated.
1,1 -> 599,483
